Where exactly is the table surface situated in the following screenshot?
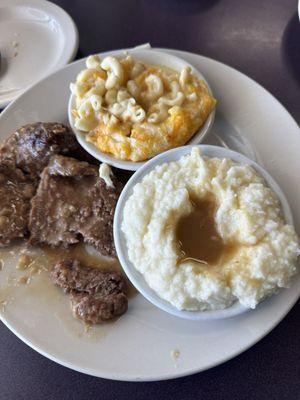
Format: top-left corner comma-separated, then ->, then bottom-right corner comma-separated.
0,0 -> 299,399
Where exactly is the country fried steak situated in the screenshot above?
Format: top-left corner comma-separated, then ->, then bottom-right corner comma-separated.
29,155 -> 123,256
51,259 -> 128,323
0,162 -> 35,246
0,122 -> 95,179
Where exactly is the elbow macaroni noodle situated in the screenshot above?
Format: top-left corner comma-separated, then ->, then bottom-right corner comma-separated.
144,74 -> 164,101
70,54 -> 216,161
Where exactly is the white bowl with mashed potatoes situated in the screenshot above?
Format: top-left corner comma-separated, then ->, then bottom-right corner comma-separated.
68,49 -> 216,171
114,145 -> 299,320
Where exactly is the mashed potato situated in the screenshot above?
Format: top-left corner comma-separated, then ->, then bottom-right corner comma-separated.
122,148 -> 299,310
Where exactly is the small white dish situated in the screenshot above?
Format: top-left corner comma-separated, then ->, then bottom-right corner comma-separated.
0,0 -> 78,108
114,144 -> 294,321
68,49 -> 216,171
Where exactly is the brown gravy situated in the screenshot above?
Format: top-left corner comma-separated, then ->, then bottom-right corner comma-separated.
28,244 -> 120,272
0,244 -> 114,341
0,243 -> 136,310
176,194 -> 237,266
23,244 -> 137,298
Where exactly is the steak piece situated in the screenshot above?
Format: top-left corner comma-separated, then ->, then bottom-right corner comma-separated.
0,122 -> 95,178
51,259 -> 128,323
0,162 -> 35,246
29,155 -> 122,256
51,258 -> 127,295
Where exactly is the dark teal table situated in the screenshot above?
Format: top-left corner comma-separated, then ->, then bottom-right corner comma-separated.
0,1 -> 299,398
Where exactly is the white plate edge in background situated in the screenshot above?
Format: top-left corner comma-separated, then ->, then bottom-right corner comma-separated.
0,0 -> 79,107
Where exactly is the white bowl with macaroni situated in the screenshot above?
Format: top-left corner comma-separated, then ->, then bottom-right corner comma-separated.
113,145 -> 298,320
68,49 -> 216,170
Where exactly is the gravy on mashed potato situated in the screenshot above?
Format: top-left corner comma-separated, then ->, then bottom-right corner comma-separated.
122,148 -> 299,311
176,193 -> 238,266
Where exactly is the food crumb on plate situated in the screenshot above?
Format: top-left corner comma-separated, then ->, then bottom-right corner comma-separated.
170,349 -> 180,366
84,323 -> 92,333
16,254 -> 32,270
17,275 -> 31,285
0,299 -> 7,311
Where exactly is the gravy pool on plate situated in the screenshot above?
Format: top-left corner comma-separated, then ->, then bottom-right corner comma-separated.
121,148 -> 300,311
70,54 -> 216,162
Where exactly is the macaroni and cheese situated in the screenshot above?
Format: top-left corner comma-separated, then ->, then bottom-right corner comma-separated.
70,54 -> 216,161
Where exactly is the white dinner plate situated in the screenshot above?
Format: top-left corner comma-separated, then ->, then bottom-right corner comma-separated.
0,48 -> 299,381
0,0 -> 78,108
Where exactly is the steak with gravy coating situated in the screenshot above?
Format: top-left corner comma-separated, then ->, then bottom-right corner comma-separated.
51,259 -> 128,323
29,155 -> 122,256
0,162 -> 35,246
0,122 -> 95,179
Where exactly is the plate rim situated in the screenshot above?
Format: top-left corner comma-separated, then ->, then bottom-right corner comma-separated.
0,47 -> 299,381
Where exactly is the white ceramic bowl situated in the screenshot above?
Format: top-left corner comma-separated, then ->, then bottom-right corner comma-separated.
114,145 -> 294,320
68,49 -> 215,171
